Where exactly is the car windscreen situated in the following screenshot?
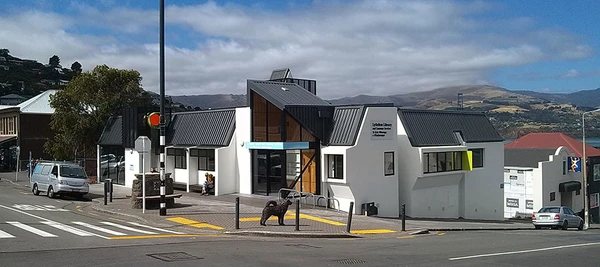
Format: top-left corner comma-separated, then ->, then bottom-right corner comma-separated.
538,207 -> 560,213
60,166 -> 87,179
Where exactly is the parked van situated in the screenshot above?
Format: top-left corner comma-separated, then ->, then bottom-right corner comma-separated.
30,162 -> 89,199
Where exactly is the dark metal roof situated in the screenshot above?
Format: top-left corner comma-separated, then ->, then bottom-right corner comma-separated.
504,148 -> 558,168
98,116 -> 122,146
269,68 -> 292,80
328,106 -> 365,146
167,109 -> 236,147
398,109 -> 503,147
247,80 -> 331,110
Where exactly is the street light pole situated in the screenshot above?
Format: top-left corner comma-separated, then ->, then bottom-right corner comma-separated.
158,0 -> 167,216
582,108 -> 600,229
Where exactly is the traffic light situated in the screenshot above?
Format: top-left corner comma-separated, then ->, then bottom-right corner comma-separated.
146,112 -> 160,128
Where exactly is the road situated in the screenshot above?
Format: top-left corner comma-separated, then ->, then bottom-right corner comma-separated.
1,177 -> 600,267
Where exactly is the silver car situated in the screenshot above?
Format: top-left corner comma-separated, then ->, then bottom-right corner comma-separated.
30,162 -> 89,199
532,206 -> 583,230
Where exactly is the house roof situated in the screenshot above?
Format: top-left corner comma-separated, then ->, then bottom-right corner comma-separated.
17,90 -> 57,114
0,94 -> 25,99
328,106 -> 366,146
98,116 -> 122,146
504,148 -> 559,168
247,80 -> 331,110
504,132 -> 600,157
269,68 -> 292,80
397,109 -> 504,147
167,109 -> 236,147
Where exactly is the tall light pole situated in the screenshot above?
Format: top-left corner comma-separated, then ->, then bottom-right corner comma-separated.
582,108 -> 600,229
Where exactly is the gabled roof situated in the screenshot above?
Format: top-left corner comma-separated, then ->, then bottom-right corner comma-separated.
17,90 -> 57,114
98,116 -> 122,146
504,148 -> 559,168
0,94 -> 25,99
398,109 -> 503,147
247,80 -> 331,110
328,106 -> 366,146
167,109 -> 236,147
504,132 -> 600,157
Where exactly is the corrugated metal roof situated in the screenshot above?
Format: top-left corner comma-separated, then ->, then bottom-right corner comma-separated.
504,132 -> 600,157
504,148 -> 558,168
248,80 -> 331,110
17,90 -> 57,114
398,109 -> 503,147
269,68 -> 292,80
0,94 -> 25,99
168,109 -> 236,146
98,116 -> 122,146
328,106 -> 365,146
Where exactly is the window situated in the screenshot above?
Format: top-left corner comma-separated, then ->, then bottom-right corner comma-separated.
563,160 -> 566,175
168,148 -> 187,169
191,149 -> 215,171
517,170 -> 524,174
423,151 -> 463,174
384,152 -> 394,176
41,165 -> 52,175
470,149 -> 483,168
591,193 -> 599,208
504,169 -> 510,173
550,192 -> 555,202
594,164 -> 600,181
327,154 -> 343,179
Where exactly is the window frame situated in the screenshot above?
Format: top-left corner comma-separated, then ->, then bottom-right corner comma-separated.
172,148 -> 187,169
326,154 -> 344,179
384,151 -> 394,176
423,151 -> 463,174
191,149 -> 216,171
470,148 -> 484,168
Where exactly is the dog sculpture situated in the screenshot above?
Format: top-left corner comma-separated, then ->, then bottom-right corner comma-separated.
260,199 -> 293,226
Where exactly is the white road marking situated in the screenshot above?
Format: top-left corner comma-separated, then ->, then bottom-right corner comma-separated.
127,222 -> 184,234
100,222 -> 157,234
73,222 -> 126,236
41,221 -> 95,237
449,242 -> 600,261
0,229 -> 15,238
7,221 -> 57,237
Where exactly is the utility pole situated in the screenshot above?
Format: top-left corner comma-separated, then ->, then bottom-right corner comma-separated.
159,0 -> 167,216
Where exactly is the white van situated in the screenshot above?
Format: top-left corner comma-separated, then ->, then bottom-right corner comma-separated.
30,162 -> 89,199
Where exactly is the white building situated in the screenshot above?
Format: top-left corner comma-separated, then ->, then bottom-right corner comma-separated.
98,70 -> 505,219
503,147 -> 583,219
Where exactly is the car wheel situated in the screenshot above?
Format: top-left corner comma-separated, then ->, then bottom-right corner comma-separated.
32,184 -> 39,195
47,186 -> 55,199
578,220 -> 584,231
562,220 -> 568,230
534,225 -> 541,229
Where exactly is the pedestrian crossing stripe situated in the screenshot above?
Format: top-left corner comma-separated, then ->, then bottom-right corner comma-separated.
7,221 -> 57,237
0,229 -> 15,238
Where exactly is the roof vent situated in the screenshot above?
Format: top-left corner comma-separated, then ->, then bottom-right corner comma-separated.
281,87 -> 289,91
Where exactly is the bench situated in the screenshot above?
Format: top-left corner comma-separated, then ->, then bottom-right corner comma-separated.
135,194 -> 182,200
172,182 -> 214,195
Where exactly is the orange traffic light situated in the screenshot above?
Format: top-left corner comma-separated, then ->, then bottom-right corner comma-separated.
146,112 -> 160,128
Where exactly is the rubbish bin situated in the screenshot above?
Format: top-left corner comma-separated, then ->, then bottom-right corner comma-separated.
361,202 -> 378,216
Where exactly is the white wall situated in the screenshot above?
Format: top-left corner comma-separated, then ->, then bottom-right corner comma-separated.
235,107 -> 252,194
539,147 -> 583,212
463,142 -> 504,220
216,137 -> 237,195
322,146 -> 350,211
325,107 -> 399,216
396,117 -> 421,217
503,168 -> 533,218
124,147 -> 152,188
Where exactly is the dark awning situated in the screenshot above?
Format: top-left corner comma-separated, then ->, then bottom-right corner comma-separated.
559,181 -> 581,192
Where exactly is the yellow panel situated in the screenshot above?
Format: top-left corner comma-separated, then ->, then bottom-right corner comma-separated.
462,151 -> 473,171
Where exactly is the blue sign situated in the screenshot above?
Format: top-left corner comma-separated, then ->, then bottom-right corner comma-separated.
244,142 -> 309,150
568,156 -> 581,172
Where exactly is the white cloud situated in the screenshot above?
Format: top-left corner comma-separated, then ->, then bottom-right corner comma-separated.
563,69 -> 580,78
0,0 -> 594,99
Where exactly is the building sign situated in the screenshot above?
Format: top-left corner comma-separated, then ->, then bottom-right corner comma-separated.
526,200 -> 533,210
568,156 -> 581,172
591,193 -> 599,208
371,121 -> 393,140
509,175 -> 517,180
244,142 -> 309,150
506,198 -> 519,208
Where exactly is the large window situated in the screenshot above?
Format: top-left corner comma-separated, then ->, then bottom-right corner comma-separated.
327,154 -> 343,179
167,148 -> 187,169
591,193 -> 599,208
594,164 -> 600,181
470,148 -> 484,168
423,151 -> 463,174
191,149 -> 215,171
384,152 -> 394,176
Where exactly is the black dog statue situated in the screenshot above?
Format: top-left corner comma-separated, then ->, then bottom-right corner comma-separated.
260,199 -> 293,226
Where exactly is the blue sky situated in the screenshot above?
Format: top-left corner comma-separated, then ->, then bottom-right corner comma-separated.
0,0 -> 599,98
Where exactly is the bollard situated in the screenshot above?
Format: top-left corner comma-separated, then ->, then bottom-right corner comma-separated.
295,199 -> 300,231
346,201 -> 354,233
109,179 -> 113,203
401,203 -> 406,232
235,197 -> 240,230
103,181 -> 108,205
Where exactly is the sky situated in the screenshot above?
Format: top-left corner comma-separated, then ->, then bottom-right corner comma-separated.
1,0 -> 599,99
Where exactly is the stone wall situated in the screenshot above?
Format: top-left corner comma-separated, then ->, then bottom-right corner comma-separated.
131,173 -> 175,209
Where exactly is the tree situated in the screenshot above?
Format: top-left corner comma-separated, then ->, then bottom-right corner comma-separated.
49,55 -> 60,66
71,61 -> 82,74
0,48 -> 8,56
45,64 -> 153,159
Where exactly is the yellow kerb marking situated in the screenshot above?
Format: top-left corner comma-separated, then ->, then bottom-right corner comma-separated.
108,233 -> 207,239
299,214 -> 346,226
397,235 -> 415,239
350,229 -> 397,234
239,213 -> 345,226
167,217 -> 224,230
239,215 -> 295,222
437,232 -> 446,236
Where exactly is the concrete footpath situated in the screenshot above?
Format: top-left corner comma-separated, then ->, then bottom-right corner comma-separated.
2,171 -> 598,238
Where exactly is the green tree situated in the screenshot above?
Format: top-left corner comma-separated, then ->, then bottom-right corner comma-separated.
0,48 -> 9,56
49,55 -> 60,66
71,61 -> 82,74
45,64 -> 152,159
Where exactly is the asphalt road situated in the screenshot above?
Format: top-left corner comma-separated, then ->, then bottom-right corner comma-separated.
1,178 -> 600,267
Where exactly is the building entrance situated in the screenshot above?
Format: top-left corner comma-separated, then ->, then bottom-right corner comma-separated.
252,150 -> 286,195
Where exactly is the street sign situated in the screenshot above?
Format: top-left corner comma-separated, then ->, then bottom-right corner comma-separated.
135,136 -> 151,154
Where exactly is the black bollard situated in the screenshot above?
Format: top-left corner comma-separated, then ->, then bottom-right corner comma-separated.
235,197 -> 240,230
401,203 -> 406,232
346,202 -> 354,233
295,199 -> 300,231
109,179 -> 113,203
103,181 -> 108,205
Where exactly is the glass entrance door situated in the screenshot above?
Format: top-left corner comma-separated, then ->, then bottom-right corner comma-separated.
253,150 -> 285,195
